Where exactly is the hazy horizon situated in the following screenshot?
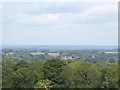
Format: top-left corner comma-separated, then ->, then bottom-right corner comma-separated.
1,44 -> 118,46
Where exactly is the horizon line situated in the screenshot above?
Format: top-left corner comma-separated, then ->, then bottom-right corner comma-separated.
1,44 -> 118,46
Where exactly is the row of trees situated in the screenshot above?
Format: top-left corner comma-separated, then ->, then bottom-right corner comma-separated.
2,58 -> 119,89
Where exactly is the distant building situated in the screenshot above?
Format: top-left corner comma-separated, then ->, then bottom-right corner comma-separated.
30,52 -> 45,56
92,55 -> 95,58
61,56 -> 80,60
105,51 -> 118,54
9,52 -> 14,55
48,53 -> 60,56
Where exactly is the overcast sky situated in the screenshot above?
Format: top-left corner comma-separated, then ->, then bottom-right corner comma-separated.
1,1 -> 118,46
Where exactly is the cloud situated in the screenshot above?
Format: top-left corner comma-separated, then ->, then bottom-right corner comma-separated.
24,2 -> 88,15
15,12 -> 61,25
3,2 -> 117,26
78,4 -> 117,23
2,2 -> 118,45
13,2 -> 117,27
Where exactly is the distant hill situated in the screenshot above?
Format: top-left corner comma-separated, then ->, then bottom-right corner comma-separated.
2,45 -> 118,50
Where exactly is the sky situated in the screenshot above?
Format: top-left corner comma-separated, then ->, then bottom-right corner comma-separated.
1,1 -> 118,46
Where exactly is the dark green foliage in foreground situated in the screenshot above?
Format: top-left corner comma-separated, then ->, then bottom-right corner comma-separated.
2,60 -> 44,88
2,58 -> 119,89
43,58 -> 65,88
62,62 -> 101,88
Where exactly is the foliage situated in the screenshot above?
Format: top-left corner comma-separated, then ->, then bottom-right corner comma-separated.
62,62 -> 101,88
35,79 -> 52,90
43,58 -> 65,88
2,60 -> 44,88
2,58 -> 119,88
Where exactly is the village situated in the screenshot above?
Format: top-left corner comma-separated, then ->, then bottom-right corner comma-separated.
2,48 -> 118,63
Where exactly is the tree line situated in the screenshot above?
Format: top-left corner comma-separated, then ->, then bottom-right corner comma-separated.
2,58 -> 119,89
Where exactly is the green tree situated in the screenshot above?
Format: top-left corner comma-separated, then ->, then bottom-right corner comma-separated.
35,79 -> 52,90
43,58 -> 65,88
12,61 -> 44,88
12,67 -> 40,88
106,63 -> 118,88
96,62 -> 110,88
2,60 -> 16,88
62,62 -> 101,88
96,62 -> 118,88
14,60 -> 28,70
